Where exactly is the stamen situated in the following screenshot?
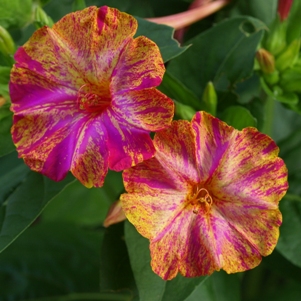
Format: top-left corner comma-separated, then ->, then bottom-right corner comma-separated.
188,186 -> 213,214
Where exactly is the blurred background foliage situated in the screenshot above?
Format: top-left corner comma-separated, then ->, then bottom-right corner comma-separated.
1,0 -> 301,300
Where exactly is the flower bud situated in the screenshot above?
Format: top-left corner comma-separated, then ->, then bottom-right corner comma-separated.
103,200 -> 126,227
264,18 -> 287,55
256,49 -> 276,74
275,39 -> 301,71
0,26 -> 15,56
202,81 -> 217,116
34,6 -> 54,28
0,96 -> 6,107
175,101 -> 196,120
278,0 -> 293,22
263,70 -> 280,85
280,66 -> 301,92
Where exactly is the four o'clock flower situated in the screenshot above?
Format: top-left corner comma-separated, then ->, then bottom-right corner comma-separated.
121,111 -> 288,280
9,6 -> 174,188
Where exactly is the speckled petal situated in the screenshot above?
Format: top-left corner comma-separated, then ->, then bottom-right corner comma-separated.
122,157 -> 189,195
121,192 -> 186,241
111,88 -> 174,131
149,205 -> 263,280
191,111 -> 234,182
214,201 -> 282,257
111,36 -> 165,93
70,117 -> 108,188
206,126 -> 288,207
103,110 -> 155,171
154,120 -> 200,184
52,6 -> 137,85
12,105 -> 83,181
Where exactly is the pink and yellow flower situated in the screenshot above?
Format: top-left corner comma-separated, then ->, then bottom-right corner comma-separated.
121,111 -> 288,280
9,6 -> 174,187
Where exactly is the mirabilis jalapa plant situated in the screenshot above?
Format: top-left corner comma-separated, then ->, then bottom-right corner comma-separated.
7,0 -> 289,284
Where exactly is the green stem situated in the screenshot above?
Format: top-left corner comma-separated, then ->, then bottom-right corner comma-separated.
284,193 -> 301,203
262,95 -> 275,136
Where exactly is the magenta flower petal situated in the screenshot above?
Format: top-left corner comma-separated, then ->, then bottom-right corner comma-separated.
112,88 -> 175,131
10,6 -> 174,187
121,111 -> 288,280
70,117 -> 109,188
103,110 -> 155,171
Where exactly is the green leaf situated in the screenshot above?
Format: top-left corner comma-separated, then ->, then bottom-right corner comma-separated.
159,71 -> 202,110
0,0 -> 33,29
230,0 -> 277,26
167,17 -> 266,98
125,221 -> 208,301
125,221 -> 165,301
277,198 -> 301,269
185,271 -> 240,301
0,172 -> 75,253
135,17 -> 189,63
0,222 -> 104,299
0,104 -> 15,157
278,128 -> 301,174
0,151 -> 29,204
100,223 -> 136,293
43,171 -> 123,226
221,105 -> 257,130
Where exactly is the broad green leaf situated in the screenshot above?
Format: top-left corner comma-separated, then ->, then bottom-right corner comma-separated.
0,104 -> 15,156
0,0 -> 33,29
43,171 -> 123,226
125,221 -> 165,301
0,151 -> 29,204
270,101 -> 301,142
0,172 -> 75,253
167,17 -> 266,98
0,222 -> 104,299
185,271 -> 240,301
231,0 -> 277,26
221,105 -> 257,130
17,292 -> 133,301
136,17 -> 189,63
125,221 -> 208,301
100,223 -> 136,293
278,128 -> 301,174
276,195 -> 301,269
159,71 -> 202,110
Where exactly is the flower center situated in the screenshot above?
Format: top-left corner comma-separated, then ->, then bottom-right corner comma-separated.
77,84 -> 111,113
188,185 -> 213,214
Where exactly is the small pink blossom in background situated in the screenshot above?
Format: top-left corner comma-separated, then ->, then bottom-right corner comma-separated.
121,111 -> 288,280
9,6 -> 174,188
278,0 -> 293,21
